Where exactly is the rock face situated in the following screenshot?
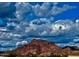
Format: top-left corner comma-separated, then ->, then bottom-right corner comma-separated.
10,39 -> 71,57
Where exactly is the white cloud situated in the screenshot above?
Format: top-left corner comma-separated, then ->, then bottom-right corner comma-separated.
22,18 -> 74,36
0,27 -> 8,32
50,20 -> 74,35
73,38 -> 79,42
40,31 -> 47,35
15,2 -> 77,18
76,19 -> 79,23
29,18 -> 51,32
0,18 -> 79,39
16,40 -> 28,47
15,2 -> 32,19
50,4 -> 76,16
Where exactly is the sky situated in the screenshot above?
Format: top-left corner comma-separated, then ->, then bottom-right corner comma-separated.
0,2 -> 79,51
0,2 -> 79,27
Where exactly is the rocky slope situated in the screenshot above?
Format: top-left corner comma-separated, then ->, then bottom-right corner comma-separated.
0,39 -> 73,57
4,39 -> 71,57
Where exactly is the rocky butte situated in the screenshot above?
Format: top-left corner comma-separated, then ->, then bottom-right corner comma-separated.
3,39 -> 71,57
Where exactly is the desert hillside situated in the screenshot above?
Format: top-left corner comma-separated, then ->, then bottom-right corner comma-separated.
0,39 -> 72,57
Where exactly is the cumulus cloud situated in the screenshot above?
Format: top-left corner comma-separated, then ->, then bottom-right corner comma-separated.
51,20 -> 73,32
39,30 -> 48,36
51,4 -> 76,15
21,18 -> 77,36
30,19 -> 79,37
16,40 -> 28,47
73,38 -> 79,42
0,18 -> 79,39
15,2 -> 76,19
5,18 -> 79,37
15,2 -> 32,20
33,3 -> 51,17
33,2 -> 76,17
27,18 -> 52,36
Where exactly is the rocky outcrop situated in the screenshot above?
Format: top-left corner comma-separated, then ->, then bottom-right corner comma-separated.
9,39 -> 71,57
0,39 -> 72,57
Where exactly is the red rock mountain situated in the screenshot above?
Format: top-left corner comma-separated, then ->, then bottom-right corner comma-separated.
12,39 -> 71,57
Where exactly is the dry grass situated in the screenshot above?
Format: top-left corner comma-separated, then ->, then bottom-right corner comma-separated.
69,50 -> 79,57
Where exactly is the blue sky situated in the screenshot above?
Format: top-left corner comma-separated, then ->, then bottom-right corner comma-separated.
0,2 -> 79,19
0,2 -> 79,51
0,2 -> 79,26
